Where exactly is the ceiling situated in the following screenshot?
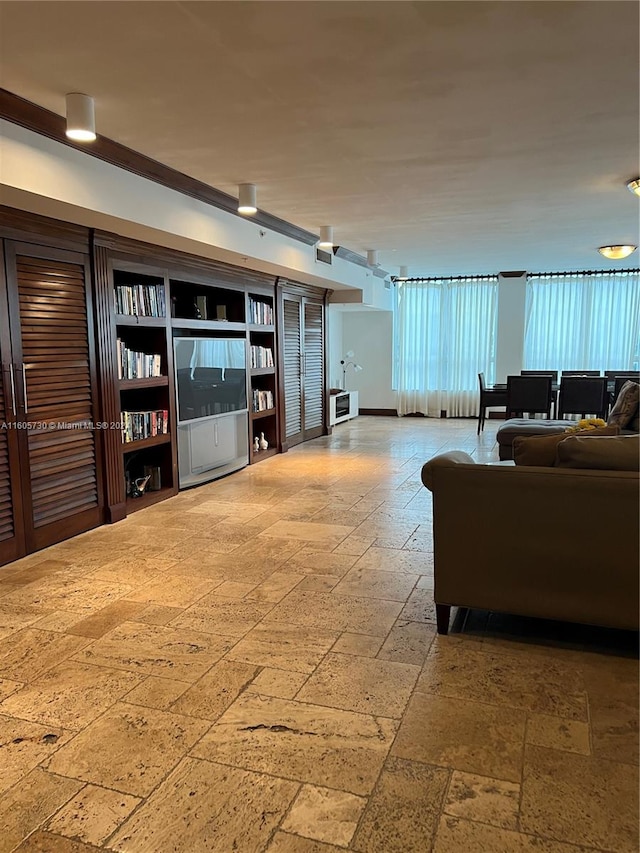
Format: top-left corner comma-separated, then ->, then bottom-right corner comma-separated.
1,1 -> 638,277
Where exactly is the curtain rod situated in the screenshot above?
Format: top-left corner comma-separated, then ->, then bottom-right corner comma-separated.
528,268 -> 639,279
391,275 -> 498,284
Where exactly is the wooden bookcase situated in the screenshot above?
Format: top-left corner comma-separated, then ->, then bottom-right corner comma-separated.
108,260 -> 179,517
248,292 -> 279,462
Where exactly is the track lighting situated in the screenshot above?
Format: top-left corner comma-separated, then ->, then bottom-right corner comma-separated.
65,93 -> 96,142
318,226 -> 333,249
399,265 -> 409,279
367,249 -> 379,267
238,184 -> 257,215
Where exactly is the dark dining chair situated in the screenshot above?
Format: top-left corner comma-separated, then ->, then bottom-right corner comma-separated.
613,375 -> 640,404
506,375 -> 553,419
605,370 -> 640,380
557,376 -> 609,420
561,370 -> 600,377
521,370 -> 558,382
477,372 -> 507,434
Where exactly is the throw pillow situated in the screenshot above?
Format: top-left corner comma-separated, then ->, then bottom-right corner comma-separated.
555,434 -> 640,470
607,381 -> 640,429
513,426 -> 620,467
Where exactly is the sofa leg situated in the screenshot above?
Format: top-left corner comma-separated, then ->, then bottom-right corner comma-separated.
436,604 -> 451,635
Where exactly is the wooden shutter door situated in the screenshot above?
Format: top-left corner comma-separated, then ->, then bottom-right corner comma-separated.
302,299 -> 324,439
282,295 -> 303,446
0,253 -> 25,565
6,243 -> 103,552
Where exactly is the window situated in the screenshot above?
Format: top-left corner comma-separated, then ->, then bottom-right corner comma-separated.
393,276 -> 498,417
525,271 -> 640,372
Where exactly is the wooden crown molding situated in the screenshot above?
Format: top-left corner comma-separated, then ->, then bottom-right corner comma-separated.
0,88 -> 318,247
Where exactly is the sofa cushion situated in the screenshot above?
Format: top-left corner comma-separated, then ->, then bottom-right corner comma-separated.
513,426 -> 620,467
607,381 -> 640,429
555,434 -> 640,470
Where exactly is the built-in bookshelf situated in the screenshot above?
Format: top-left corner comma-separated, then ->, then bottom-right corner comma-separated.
248,291 -> 278,462
112,266 -> 177,513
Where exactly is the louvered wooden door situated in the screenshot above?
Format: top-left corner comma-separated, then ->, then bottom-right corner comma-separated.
4,243 -> 103,555
282,295 -> 304,445
0,246 -> 25,565
281,293 -> 325,448
302,299 -> 324,440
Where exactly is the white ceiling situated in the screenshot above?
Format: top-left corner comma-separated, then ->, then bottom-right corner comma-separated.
1,1 -> 638,276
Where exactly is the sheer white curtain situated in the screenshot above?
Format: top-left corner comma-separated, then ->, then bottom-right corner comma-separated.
525,271 -> 640,371
394,277 -> 498,417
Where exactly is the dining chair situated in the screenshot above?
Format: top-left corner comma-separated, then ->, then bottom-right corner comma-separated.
521,370 -> 559,382
605,370 -> 640,380
613,374 -> 640,404
561,370 -> 600,376
477,372 -> 507,434
557,376 -> 609,420
506,375 -> 553,419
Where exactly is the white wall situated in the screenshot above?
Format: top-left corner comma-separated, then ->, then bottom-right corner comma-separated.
0,120 -> 369,295
495,273 -> 527,381
337,309 -> 396,409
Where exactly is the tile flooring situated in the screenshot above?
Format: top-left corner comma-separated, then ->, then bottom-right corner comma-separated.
0,416 -> 637,852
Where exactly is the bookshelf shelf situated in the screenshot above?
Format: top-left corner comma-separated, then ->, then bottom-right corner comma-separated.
121,433 -> 171,453
119,377 -> 169,391
250,407 -> 276,421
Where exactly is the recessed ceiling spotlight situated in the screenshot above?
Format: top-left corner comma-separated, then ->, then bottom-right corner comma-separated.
367,250 -> 379,267
598,245 -> 637,260
627,178 -> 640,196
65,93 -> 96,142
318,226 -> 333,249
238,184 -> 257,215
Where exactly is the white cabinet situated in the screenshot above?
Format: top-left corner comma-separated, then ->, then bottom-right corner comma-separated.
329,391 -> 359,425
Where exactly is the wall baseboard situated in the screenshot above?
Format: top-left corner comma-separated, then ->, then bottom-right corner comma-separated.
359,408 -> 398,416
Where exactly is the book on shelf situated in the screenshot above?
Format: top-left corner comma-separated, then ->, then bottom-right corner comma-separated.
121,410 -> 169,443
116,339 -> 162,380
114,283 -> 166,317
252,389 -> 274,412
249,345 -> 274,368
248,298 -> 273,325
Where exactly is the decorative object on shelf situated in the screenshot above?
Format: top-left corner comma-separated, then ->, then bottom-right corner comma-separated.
130,475 -> 151,498
143,465 -> 162,491
259,432 -> 269,450
253,436 -> 260,453
340,350 -> 363,388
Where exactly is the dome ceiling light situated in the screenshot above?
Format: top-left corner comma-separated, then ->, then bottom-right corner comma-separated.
598,245 -> 637,260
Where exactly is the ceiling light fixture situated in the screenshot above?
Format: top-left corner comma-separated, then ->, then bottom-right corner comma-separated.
598,245 -> 637,260
65,93 -> 96,142
238,184 -> 257,215
627,178 -> 640,196
399,265 -> 409,279
318,226 -> 333,249
367,249 -> 379,267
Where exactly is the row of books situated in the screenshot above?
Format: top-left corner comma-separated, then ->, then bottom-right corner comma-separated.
252,389 -> 274,412
114,283 -> 167,317
116,339 -> 162,380
121,410 -> 169,444
250,346 -> 274,368
249,298 -> 273,325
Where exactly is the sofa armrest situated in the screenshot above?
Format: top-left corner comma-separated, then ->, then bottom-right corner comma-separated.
421,451 -> 475,492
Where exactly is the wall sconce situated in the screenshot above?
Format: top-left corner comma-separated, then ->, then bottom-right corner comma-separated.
341,351 -> 363,388
65,93 -> 96,142
238,183 -> 257,215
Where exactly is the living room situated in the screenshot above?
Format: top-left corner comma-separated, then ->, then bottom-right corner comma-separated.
0,2 -> 639,852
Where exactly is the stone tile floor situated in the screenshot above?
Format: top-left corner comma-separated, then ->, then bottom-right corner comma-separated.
0,417 -> 637,852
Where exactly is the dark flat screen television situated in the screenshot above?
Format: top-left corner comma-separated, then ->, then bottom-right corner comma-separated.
174,337 -> 247,423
